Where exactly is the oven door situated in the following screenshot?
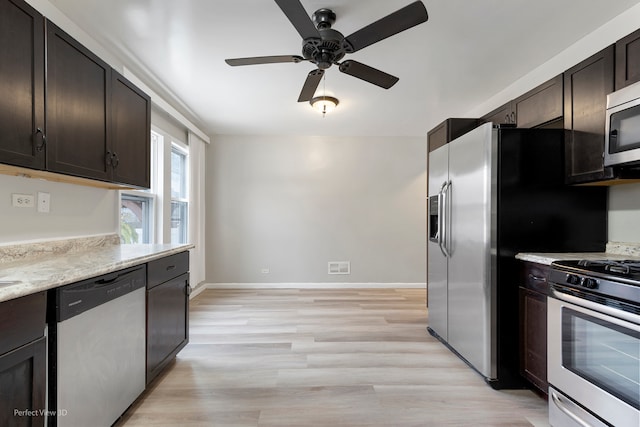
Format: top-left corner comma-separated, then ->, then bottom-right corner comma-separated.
547,291 -> 640,427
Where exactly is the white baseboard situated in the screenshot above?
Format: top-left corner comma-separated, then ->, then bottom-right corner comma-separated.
189,282 -> 209,299
197,282 -> 426,290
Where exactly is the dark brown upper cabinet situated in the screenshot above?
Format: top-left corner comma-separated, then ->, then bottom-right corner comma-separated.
46,22 -> 150,189
616,28 -> 640,90
563,45 -> 615,184
512,75 -> 563,129
0,0 -> 45,170
427,118 -> 482,152
111,71 -> 151,188
46,21 -> 112,182
0,4 -> 150,189
481,75 -> 563,130
481,101 -> 515,126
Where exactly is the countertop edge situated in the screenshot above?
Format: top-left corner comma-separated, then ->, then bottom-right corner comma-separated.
516,249 -> 640,266
0,244 -> 194,303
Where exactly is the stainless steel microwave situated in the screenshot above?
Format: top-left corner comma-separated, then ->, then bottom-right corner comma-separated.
605,80 -> 640,167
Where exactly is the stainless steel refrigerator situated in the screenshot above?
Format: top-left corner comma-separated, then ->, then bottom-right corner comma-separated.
427,122 -> 607,389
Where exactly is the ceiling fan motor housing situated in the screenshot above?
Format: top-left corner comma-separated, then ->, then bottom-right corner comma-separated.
302,9 -> 346,69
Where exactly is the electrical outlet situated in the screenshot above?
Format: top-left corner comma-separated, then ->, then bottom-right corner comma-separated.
11,193 -> 35,208
37,192 -> 50,213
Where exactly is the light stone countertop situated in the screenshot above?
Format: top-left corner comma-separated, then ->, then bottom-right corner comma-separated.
516,242 -> 640,266
0,237 -> 193,303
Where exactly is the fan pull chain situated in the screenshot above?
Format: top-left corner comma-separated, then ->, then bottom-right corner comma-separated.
322,74 -> 327,118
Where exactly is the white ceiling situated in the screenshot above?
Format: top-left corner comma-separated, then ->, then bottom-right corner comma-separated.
48,0 -> 640,138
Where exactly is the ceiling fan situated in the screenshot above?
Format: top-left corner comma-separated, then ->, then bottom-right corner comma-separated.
225,0 -> 429,102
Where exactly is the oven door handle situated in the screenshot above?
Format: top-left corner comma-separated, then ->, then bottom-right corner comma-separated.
549,288 -> 640,326
550,389 -> 595,427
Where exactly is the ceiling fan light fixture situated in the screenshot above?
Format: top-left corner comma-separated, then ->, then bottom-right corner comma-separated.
310,96 -> 339,116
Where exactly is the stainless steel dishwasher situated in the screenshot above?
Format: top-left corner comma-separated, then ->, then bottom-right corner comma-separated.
48,265 -> 146,427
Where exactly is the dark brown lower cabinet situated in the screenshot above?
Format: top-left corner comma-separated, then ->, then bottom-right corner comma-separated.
0,292 -> 46,427
0,337 -> 46,427
146,252 -> 190,384
519,262 -> 549,395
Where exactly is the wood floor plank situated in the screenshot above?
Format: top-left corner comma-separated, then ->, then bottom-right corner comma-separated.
116,288 -> 548,427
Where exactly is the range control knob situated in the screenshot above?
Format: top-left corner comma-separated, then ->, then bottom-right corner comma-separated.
566,274 -> 580,285
581,278 -> 598,289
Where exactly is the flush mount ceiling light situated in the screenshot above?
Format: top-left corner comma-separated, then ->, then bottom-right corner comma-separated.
310,96 -> 339,117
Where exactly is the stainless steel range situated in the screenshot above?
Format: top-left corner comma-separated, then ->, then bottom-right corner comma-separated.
548,259 -> 640,427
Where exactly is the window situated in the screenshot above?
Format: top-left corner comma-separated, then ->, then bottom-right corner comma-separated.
120,130 -> 161,244
171,144 -> 188,244
120,128 -> 189,245
120,193 -> 153,243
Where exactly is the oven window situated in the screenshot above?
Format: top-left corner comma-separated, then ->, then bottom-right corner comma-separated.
609,104 -> 640,153
562,308 -> 640,410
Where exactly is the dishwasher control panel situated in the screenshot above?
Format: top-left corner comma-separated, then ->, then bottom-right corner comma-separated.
56,265 -> 146,322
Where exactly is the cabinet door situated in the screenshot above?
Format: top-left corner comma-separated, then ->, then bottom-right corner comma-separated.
518,261 -> 549,394
481,101 -> 515,126
46,21 -> 112,181
427,118 -> 481,152
0,337 -> 46,427
616,28 -> 640,90
564,45 -> 615,184
513,74 -> 563,128
146,273 -> 189,384
0,0 -> 45,169
519,287 -> 547,393
111,71 -> 151,188
427,120 -> 448,152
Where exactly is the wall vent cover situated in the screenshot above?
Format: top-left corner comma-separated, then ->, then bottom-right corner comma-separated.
328,261 -> 350,275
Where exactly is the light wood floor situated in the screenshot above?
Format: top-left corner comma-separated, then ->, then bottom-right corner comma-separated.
116,288 -> 549,427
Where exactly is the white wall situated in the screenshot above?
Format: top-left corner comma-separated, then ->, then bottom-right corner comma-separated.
206,135 -> 427,284
0,175 -> 117,245
608,183 -> 640,243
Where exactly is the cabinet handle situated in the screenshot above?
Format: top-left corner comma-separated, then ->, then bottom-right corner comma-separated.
511,112 -> 516,123
35,127 -> 46,152
528,273 -> 546,282
106,151 -> 112,166
505,114 -> 510,123
111,152 -> 119,168
186,284 -> 192,296
166,265 -> 176,271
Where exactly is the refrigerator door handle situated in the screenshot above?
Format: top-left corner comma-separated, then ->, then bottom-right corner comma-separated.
436,191 -> 443,246
439,181 -> 451,258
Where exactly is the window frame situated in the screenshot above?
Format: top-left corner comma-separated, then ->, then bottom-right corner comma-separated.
170,141 -> 189,244
119,123 -> 190,245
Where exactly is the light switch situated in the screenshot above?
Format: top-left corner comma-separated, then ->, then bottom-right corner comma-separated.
37,192 -> 50,213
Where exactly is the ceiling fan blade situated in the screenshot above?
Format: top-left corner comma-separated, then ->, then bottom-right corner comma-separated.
344,1 -> 428,53
339,60 -> 399,89
298,69 -> 324,102
274,0 -> 321,40
225,55 -> 305,66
